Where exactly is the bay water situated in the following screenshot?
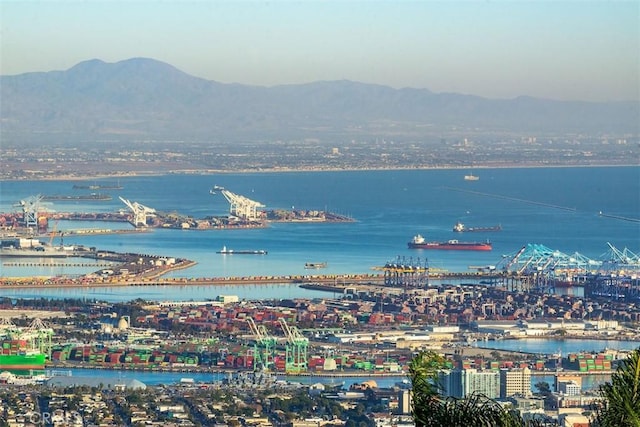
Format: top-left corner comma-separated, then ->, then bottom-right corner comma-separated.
1,166 -> 638,297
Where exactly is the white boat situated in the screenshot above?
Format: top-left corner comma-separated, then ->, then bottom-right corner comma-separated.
464,174 -> 479,181
216,245 -> 267,255
305,262 -> 327,269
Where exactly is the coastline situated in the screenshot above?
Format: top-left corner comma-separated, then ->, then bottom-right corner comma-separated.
0,273 -> 385,290
1,163 -> 636,182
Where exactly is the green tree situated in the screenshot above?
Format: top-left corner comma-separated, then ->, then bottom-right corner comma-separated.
593,348 -> 640,427
408,350 -> 556,427
534,382 -> 551,395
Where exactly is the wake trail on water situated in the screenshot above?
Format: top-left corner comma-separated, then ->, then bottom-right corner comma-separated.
443,187 -> 577,212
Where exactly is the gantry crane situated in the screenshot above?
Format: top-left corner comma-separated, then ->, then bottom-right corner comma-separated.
600,243 -> 640,274
279,318 -> 309,373
379,256 -> 430,289
15,195 -> 44,228
246,317 -> 277,371
0,318 -> 19,338
119,197 -> 156,227
0,318 -> 54,360
210,185 -> 265,221
22,318 -> 54,359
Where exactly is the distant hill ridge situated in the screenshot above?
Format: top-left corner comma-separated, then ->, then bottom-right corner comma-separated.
1,57 -> 637,139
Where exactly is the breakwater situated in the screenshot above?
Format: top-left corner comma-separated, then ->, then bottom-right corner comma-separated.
0,273 -> 385,290
2,262 -> 114,268
0,268 -> 513,290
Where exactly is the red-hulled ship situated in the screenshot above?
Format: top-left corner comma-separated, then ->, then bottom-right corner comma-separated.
408,234 -> 492,251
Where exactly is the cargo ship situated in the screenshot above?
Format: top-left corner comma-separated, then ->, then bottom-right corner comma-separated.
73,184 -> 123,190
216,246 -> 267,255
0,237 -> 76,258
43,193 -> 112,201
0,352 -> 46,370
408,234 -> 492,251
453,221 -> 502,232
0,246 -> 73,258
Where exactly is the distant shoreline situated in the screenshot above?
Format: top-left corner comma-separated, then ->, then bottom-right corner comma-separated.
1,163 -> 637,182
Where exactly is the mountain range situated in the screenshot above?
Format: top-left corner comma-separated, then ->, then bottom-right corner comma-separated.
1,57 -> 637,141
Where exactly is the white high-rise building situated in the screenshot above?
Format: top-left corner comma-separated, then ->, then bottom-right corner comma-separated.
438,369 -> 500,399
557,380 -> 580,396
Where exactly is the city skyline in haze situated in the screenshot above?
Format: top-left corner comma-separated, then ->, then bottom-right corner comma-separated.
1,1 -> 638,102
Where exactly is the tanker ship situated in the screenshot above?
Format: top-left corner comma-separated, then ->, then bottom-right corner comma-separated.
42,193 -> 112,201
408,234 -> 492,251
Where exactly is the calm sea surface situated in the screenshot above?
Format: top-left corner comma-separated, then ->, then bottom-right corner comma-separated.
1,166 -> 638,301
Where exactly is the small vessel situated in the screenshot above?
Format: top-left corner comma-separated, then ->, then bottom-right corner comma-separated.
305,262 -> 327,269
216,246 -> 267,255
73,183 -> 123,190
408,234 -> 492,251
464,174 -> 479,181
453,221 -> 502,232
42,193 -> 112,201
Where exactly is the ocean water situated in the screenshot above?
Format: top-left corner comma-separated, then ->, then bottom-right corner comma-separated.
1,167 -> 638,301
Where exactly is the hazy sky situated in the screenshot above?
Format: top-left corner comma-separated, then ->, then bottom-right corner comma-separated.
1,1 -> 638,101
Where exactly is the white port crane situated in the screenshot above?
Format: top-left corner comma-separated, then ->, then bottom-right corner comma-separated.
118,197 -> 156,227
19,318 -> 54,358
14,195 -> 44,228
210,185 -> 265,220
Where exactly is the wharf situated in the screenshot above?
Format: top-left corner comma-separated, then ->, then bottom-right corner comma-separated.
529,370 -> 613,377
0,269 -> 513,290
44,362 -> 611,379
46,361 -> 404,377
0,273 -> 385,290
